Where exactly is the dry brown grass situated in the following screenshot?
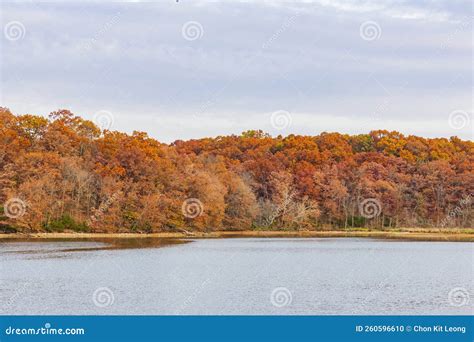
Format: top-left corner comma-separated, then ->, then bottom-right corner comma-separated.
1,229 -> 473,242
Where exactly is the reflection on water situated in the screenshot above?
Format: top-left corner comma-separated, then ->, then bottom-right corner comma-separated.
0,237 -> 187,255
0,238 -> 472,315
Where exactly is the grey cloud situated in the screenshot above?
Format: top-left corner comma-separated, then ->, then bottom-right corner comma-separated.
1,1 -> 472,142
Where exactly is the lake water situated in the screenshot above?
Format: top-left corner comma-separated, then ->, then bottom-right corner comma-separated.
0,238 -> 472,315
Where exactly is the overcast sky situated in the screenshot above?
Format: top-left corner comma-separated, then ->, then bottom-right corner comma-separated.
1,0 -> 472,142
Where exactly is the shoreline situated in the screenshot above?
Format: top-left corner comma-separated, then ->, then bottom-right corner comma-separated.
1,228 -> 473,242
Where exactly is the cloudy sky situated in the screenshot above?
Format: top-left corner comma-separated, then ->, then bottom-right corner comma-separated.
1,0 -> 472,142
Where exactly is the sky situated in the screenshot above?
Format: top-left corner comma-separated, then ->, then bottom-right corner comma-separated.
1,0 -> 472,142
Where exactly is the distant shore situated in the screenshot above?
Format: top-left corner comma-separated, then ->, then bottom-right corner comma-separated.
1,228 -> 473,242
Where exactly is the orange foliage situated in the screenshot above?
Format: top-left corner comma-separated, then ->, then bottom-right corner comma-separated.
0,107 -> 472,232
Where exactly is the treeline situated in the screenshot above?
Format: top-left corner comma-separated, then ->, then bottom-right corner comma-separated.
0,108 -> 473,233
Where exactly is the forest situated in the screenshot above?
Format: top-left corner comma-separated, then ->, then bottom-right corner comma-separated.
0,108 -> 472,233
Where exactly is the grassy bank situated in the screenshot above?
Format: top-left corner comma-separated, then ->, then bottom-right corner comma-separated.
1,228 -> 473,242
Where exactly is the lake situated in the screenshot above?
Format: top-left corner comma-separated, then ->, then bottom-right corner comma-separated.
0,238 -> 472,315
